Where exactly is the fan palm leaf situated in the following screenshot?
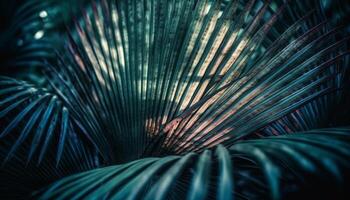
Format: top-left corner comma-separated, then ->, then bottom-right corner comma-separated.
0,0 -> 349,199
0,76 -> 97,165
43,0 -> 349,161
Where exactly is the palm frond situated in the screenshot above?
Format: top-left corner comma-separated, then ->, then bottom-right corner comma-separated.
38,128 -> 350,199
0,132 -> 99,199
0,0 -> 349,199
44,0 -> 349,162
0,76 -> 97,165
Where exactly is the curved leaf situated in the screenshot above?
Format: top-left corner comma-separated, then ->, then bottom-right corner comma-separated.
38,128 -> 350,199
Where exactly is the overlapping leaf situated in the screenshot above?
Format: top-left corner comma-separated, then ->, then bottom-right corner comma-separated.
44,0 -> 349,162
38,128 -> 350,200
0,76 -> 97,165
0,0 -> 349,199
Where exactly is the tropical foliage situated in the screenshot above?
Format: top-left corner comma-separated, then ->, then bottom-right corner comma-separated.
0,0 -> 349,199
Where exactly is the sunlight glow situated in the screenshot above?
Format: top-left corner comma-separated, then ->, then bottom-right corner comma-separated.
34,30 -> 44,39
39,10 -> 48,18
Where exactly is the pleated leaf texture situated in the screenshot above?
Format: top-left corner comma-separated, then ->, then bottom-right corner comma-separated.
0,0 -> 350,199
